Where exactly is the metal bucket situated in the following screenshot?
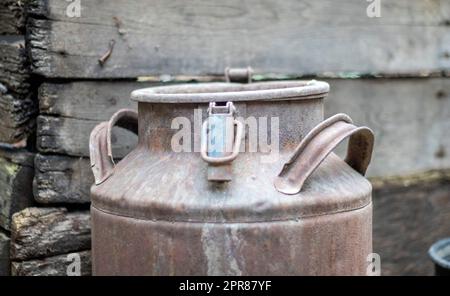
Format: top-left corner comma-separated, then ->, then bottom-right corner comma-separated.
89,69 -> 374,275
429,238 -> 450,276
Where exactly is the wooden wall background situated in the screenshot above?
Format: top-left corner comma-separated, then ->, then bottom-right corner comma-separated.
1,0 -> 450,275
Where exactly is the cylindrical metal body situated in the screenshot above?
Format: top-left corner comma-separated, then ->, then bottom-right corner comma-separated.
90,80 -> 374,275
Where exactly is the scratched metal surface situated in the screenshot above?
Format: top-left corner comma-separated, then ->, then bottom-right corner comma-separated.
90,80 -> 373,275
92,204 -> 372,276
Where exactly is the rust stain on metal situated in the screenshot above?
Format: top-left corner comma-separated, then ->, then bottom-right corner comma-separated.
89,71 -> 374,276
275,113 -> 374,195
89,109 -> 137,184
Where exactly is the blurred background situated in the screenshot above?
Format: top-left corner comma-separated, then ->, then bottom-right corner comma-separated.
0,0 -> 449,275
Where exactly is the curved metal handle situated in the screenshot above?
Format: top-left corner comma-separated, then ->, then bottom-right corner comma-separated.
89,109 -> 138,185
200,119 -> 244,164
274,113 -> 374,195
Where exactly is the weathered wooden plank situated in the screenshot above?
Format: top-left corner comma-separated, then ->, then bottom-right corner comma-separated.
11,207 -> 91,260
326,77 -> 450,177
0,148 -> 35,230
37,78 -> 450,177
0,93 -> 36,128
34,154 -> 92,204
0,93 -> 37,144
38,81 -> 139,155
0,36 -> 36,144
0,36 -> 30,95
0,0 -> 25,35
373,177 -> 450,275
39,81 -> 140,121
12,250 -> 91,276
0,231 -> 10,276
27,0 -> 450,26
27,0 -> 450,78
37,115 -> 138,157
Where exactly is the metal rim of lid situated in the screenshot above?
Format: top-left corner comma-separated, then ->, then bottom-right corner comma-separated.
429,238 -> 450,269
131,80 -> 329,103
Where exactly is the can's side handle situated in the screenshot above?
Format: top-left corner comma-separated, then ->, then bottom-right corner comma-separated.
89,109 -> 138,185
274,113 -> 374,195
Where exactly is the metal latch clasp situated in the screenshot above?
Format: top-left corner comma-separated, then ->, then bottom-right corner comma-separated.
225,67 -> 253,83
201,102 -> 243,181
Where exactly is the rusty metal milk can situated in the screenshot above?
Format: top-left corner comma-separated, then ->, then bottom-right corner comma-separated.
89,69 -> 374,276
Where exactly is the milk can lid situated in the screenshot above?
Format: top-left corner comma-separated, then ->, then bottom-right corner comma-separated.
131,80 -> 329,103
